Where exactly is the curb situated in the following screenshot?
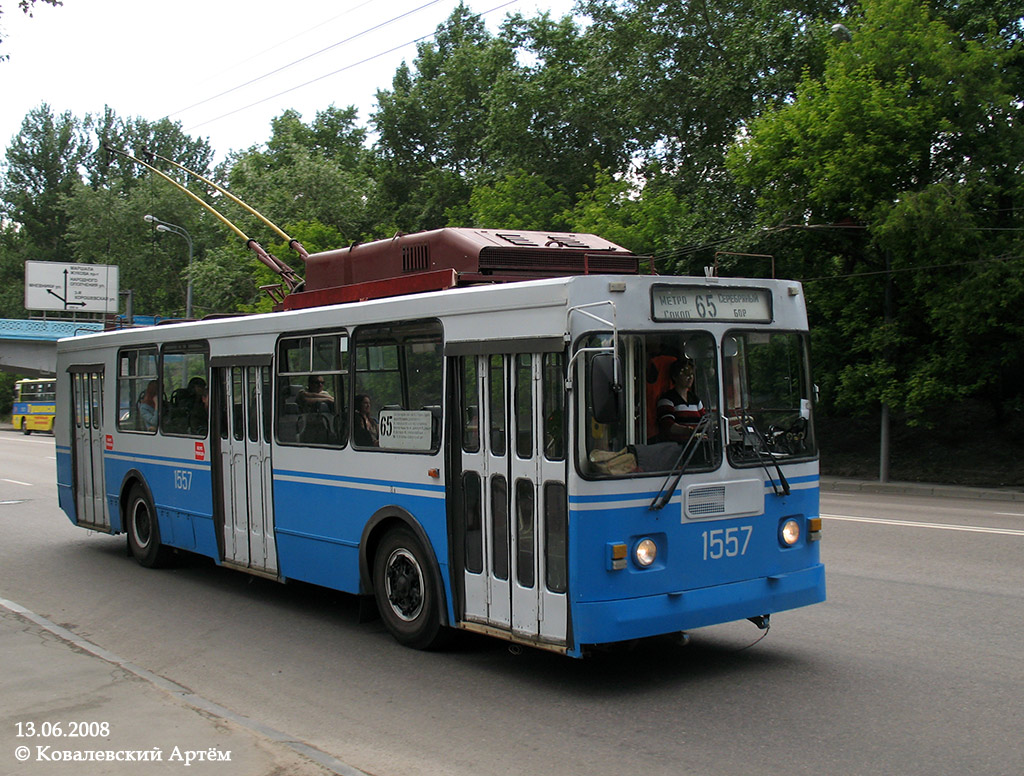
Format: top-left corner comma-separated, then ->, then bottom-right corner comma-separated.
821,476 -> 1024,503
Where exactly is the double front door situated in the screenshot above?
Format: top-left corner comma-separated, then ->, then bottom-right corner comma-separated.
456,351 -> 568,645
213,363 -> 277,576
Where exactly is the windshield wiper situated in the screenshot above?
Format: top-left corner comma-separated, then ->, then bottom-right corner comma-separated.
650,412 -> 716,511
738,412 -> 790,496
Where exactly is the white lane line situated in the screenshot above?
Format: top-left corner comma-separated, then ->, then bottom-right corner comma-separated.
822,513 -> 1024,537
1,478 -> 33,487
995,512 -> 1024,518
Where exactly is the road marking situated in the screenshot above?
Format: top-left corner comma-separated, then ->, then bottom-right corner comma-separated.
995,512 -> 1024,518
1,478 -> 33,487
822,513 -> 1024,537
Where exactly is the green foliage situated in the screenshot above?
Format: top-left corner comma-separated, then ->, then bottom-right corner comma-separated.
729,0 -> 1024,422
561,167 -> 697,260
580,0 -> 838,188
189,245 -> 268,316
2,104 -> 88,261
483,13 -> 630,195
1,0 -> 1022,437
467,170 -> 570,230
0,371 -> 17,415
227,106 -> 377,245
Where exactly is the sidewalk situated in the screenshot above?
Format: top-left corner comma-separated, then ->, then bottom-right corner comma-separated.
821,475 -> 1024,503
0,600 -> 366,776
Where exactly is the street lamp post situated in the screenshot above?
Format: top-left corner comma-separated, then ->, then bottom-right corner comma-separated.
144,214 -> 195,319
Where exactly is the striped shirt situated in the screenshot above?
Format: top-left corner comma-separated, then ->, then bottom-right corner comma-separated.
657,389 -> 705,437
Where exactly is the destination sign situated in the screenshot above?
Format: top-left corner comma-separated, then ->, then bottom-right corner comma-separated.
378,409 -> 434,451
651,285 -> 772,323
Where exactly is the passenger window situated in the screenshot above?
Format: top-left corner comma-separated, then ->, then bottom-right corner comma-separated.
160,343 -> 208,437
116,347 -> 158,433
276,331 -> 348,447
353,319 -> 442,452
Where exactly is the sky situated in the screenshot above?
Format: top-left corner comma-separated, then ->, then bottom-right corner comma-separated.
0,0 -> 578,162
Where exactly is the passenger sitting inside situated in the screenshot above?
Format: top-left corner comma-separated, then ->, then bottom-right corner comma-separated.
353,393 -> 379,447
138,380 -> 158,431
657,358 -> 705,442
187,377 -> 208,435
297,375 -> 334,412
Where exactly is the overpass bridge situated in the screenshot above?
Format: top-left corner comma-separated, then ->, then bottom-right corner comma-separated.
0,319 -> 106,376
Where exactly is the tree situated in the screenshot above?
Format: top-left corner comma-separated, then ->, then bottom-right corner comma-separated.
728,0 -> 1024,422
372,4 -> 516,230
468,169 -> 571,231
580,0 -> 839,188
1,104 -> 88,261
226,107 -> 378,246
86,107 -> 214,191
561,166 -> 697,260
482,13 -> 630,198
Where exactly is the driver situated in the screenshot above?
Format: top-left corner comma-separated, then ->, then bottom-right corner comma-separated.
657,358 -> 705,442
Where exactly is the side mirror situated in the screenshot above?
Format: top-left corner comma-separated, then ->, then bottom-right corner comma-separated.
590,352 -> 622,424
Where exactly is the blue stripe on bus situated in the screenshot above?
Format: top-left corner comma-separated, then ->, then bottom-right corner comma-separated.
764,474 -> 819,489
104,451 -> 212,469
273,468 -> 446,494
568,474 -> 820,505
569,491 -> 664,504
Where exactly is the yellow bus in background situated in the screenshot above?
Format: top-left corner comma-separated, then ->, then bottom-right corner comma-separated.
13,378 -> 56,434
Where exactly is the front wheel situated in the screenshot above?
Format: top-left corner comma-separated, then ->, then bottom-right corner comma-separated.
372,526 -> 448,650
125,485 -> 169,568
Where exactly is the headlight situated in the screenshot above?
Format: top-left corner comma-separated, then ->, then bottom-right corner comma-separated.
635,538 -> 658,567
780,519 -> 801,546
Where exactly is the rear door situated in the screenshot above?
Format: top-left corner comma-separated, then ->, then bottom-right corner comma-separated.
212,360 -> 277,576
69,368 -> 109,530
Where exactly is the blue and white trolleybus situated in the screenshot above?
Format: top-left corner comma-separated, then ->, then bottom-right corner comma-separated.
55,228 -> 824,657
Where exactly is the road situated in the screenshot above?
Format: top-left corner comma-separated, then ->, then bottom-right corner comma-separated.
1,428 -> 1021,776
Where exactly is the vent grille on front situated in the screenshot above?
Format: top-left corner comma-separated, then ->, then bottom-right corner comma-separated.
402,243 -> 430,272
478,248 -> 638,274
688,485 -> 727,516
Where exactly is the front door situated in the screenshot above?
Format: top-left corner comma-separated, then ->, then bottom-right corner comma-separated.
70,369 -> 109,530
456,351 -> 568,645
214,363 -> 277,576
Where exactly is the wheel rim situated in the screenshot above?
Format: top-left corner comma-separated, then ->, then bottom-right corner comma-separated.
384,548 -> 424,622
132,499 -> 152,550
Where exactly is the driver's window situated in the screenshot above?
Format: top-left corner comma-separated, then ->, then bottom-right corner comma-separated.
582,332 -> 721,477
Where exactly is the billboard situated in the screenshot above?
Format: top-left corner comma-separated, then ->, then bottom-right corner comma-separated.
25,261 -> 119,313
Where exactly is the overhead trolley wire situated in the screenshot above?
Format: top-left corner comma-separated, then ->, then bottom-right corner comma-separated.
168,0 -> 449,121
198,0 -> 381,84
182,0 -> 521,132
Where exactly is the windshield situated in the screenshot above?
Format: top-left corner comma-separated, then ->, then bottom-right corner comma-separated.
581,332 -> 722,477
578,329 -> 816,478
724,331 -> 815,465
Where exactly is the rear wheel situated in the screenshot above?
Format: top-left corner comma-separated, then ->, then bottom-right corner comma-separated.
125,486 -> 169,568
373,526 -> 448,649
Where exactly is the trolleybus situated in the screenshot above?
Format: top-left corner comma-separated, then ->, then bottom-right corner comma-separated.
13,377 -> 56,434
55,228 -> 824,656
